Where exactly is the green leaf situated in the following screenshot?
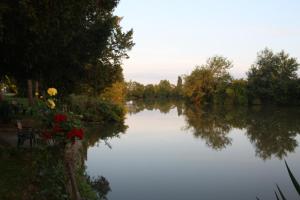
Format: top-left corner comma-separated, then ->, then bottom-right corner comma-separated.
285,160 -> 300,196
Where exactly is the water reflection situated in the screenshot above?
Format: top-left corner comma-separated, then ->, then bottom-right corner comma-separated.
126,100 -> 300,160
127,99 -> 183,114
184,105 -> 233,150
85,122 -> 128,147
245,107 -> 300,160
86,100 -> 300,200
84,122 -> 127,199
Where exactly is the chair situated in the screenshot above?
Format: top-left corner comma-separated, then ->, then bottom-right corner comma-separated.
17,120 -> 36,147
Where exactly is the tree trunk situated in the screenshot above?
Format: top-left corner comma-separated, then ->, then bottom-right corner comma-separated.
35,81 -> 39,99
27,79 -> 34,105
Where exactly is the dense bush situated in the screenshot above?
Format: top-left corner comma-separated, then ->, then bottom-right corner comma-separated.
68,95 -> 126,123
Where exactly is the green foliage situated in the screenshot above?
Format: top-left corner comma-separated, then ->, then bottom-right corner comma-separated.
86,176 -> 111,200
0,75 -> 18,94
0,147 -> 70,200
247,48 -> 299,105
84,121 -> 127,148
183,56 -> 232,104
81,18 -> 134,96
68,95 -> 126,123
174,76 -> 184,97
156,80 -> 175,98
128,99 -> 184,114
131,49 -> 299,106
126,49 -> 299,106
126,80 -> 176,99
126,81 -> 145,99
224,79 -> 248,105
99,81 -> 126,105
0,0 -> 132,95
76,167 -> 111,200
143,84 -> 156,98
76,170 -> 98,200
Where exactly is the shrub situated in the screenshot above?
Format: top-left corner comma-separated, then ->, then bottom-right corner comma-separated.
68,95 -> 126,123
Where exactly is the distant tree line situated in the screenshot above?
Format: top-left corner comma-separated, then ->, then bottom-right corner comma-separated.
126,79 -> 182,99
127,48 -> 300,105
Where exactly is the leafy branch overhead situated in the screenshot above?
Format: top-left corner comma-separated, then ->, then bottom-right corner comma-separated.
0,0 -> 134,95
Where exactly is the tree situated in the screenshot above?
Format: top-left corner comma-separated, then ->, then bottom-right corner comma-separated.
100,81 -> 126,105
174,76 -> 183,97
144,84 -> 156,98
247,48 -> 299,104
126,81 -> 145,99
224,79 -> 248,105
156,80 -> 174,98
183,56 -> 232,104
81,17 -> 134,96
0,0 -> 120,94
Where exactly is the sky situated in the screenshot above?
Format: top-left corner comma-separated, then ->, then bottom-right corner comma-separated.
114,0 -> 300,84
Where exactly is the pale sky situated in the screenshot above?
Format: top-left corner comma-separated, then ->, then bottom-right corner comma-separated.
115,0 -> 300,84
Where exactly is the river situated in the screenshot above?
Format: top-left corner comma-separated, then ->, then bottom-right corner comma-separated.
86,100 -> 300,200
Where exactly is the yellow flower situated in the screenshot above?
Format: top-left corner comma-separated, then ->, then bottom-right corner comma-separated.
47,88 -> 58,96
47,99 -> 56,109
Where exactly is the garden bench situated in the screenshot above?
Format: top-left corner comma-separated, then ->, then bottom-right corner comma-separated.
17,120 -> 36,147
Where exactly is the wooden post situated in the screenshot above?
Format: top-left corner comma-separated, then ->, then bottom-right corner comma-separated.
27,79 -> 33,105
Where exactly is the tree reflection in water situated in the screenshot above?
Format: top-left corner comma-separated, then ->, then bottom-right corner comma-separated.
129,100 -> 300,160
83,122 -> 128,199
85,122 -> 128,148
127,98 -> 182,114
183,105 -> 233,150
84,100 -> 300,198
245,106 -> 300,160
86,176 -> 111,200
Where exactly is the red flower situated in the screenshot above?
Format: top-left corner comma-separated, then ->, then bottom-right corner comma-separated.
54,114 -> 67,123
67,128 -> 84,141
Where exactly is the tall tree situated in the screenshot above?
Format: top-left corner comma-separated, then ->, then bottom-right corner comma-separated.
174,76 -> 183,97
0,0 -> 120,94
82,17 -> 134,95
183,56 -> 232,104
247,48 -> 299,104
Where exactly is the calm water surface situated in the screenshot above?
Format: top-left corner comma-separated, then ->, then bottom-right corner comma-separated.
86,101 -> 300,200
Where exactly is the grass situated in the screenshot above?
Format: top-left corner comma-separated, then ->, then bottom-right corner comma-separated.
0,148 -> 35,199
0,147 -> 70,200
